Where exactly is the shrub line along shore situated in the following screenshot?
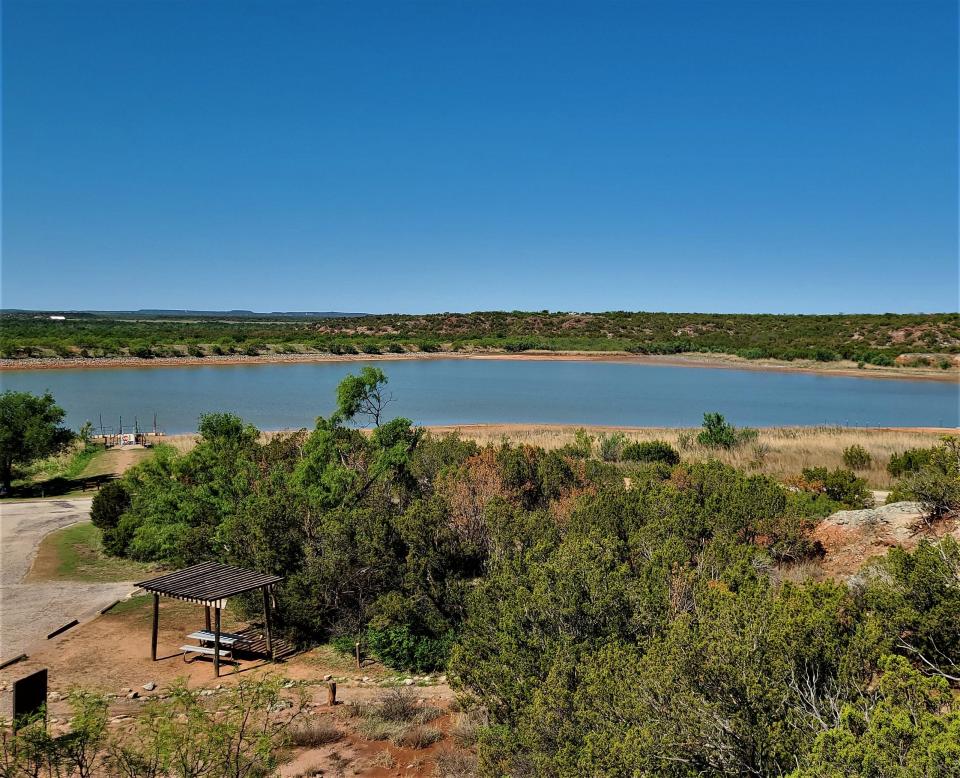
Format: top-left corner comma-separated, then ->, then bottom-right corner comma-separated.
1,349 -> 957,382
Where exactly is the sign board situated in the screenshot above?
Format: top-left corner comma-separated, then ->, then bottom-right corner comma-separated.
12,668 -> 47,729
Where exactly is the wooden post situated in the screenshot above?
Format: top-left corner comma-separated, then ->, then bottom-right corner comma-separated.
151,594 -> 159,661
213,607 -> 221,678
326,682 -> 337,706
261,587 -> 273,660
204,606 -> 211,632
355,642 -> 361,669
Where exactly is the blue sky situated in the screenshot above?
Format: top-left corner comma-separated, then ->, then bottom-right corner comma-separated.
3,0 -> 957,314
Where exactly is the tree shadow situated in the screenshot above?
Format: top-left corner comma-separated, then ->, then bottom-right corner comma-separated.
4,473 -> 115,499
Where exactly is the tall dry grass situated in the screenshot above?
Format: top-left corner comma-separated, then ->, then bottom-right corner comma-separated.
428,425 -> 953,488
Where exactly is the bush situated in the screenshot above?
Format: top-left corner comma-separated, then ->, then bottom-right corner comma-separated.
366,626 -> 453,673
888,448 -> 934,477
392,725 -> 442,749
289,719 -> 343,746
90,481 -> 132,555
597,432 -> 627,462
377,689 -> 420,722
801,467 -> 871,508
434,748 -> 480,778
842,444 -> 872,470
621,440 -> 680,466
567,428 -> 594,459
897,469 -> 960,522
331,634 -> 358,656
697,412 -> 738,449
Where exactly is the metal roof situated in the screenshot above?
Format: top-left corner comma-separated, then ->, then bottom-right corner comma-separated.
136,561 -> 283,605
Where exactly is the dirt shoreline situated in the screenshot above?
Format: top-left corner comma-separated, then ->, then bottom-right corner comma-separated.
2,349 -> 958,382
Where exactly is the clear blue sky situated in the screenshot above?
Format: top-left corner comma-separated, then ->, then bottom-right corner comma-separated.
3,0 -> 957,314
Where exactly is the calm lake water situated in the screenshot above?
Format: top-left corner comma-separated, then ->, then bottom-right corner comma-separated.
1,360 -> 957,433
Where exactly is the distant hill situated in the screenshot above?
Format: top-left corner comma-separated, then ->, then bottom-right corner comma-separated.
2,310 -> 958,366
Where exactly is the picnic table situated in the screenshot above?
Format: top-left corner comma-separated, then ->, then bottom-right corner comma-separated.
180,630 -> 245,662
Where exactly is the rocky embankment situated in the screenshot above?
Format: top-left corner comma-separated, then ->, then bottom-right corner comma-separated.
813,501 -> 959,579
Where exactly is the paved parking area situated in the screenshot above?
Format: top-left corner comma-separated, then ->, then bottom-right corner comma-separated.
0,498 -> 135,663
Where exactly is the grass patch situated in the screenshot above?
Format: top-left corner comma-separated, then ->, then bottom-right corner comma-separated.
435,425 -> 949,488
25,522 -> 158,583
391,725 -> 442,749
289,718 -> 343,747
5,443 -> 159,499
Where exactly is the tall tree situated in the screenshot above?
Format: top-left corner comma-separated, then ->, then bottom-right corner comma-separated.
0,390 -> 73,492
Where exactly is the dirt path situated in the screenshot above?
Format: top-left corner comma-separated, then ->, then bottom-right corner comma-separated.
0,498 -> 137,663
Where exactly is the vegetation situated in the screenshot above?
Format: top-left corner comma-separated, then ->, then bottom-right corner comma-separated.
0,390 -> 73,492
620,439 -> 680,465
436,424 -> 946,489
25,522 -> 156,583
887,438 -> 960,521
1,678 -> 308,778
842,443 -> 872,470
3,310 -> 958,366
56,371 -> 960,776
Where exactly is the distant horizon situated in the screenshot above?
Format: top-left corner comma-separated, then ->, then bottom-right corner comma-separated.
2,307 -> 957,317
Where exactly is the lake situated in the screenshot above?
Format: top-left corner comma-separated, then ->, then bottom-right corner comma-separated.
1,359 -> 957,433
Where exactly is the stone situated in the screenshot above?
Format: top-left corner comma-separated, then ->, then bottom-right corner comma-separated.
126,691 -> 139,699
403,678 -> 414,686
142,682 -> 156,691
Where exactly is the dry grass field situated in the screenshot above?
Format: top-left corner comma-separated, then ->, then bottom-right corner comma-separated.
428,424 -> 954,488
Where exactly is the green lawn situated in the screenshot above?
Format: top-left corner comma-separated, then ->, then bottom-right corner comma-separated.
27,522 -> 159,583
5,444 -> 159,500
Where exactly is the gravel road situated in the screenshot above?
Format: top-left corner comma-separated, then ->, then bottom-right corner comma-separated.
0,498 -> 136,663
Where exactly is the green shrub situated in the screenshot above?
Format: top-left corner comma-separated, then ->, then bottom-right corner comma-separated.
888,448 -> 934,477
895,469 -> 960,521
801,467 -> 871,508
366,626 -> 452,673
331,634 -> 358,656
91,481 -> 132,556
697,412 -> 739,448
567,428 -> 594,459
597,432 -> 627,462
621,440 -> 680,465
842,444 -> 872,470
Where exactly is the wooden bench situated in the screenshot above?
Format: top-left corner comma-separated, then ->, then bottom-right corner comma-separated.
180,644 -> 233,662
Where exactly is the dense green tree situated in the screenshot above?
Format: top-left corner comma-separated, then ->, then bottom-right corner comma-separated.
0,390 -> 73,492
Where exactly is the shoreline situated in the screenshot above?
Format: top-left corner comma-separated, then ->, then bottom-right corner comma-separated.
1,349 -> 958,383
